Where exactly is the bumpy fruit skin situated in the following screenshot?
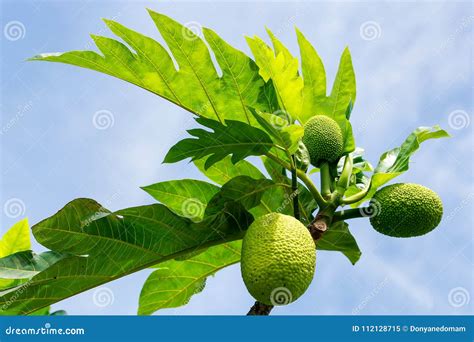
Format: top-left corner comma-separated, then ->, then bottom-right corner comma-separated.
241,213 -> 316,306
302,115 -> 344,166
370,183 -> 443,238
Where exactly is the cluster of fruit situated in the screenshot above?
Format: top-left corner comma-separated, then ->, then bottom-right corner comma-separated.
241,115 -> 443,306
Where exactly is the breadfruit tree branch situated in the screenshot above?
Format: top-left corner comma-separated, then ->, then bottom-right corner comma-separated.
332,208 -> 366,222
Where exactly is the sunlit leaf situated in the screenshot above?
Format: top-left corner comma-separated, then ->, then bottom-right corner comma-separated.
296,28 -> 326,123
352,126 -> 450,206
142,179 -> 219,221
246,33 -> 303,120
30,11 -> 274,124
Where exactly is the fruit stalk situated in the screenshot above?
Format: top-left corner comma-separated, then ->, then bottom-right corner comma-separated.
291,155 -> 300,220
332,208 -> 366,222
320,163 -> 332,199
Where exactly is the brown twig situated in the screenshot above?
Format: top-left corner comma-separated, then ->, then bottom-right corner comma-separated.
247,301 -> 274,315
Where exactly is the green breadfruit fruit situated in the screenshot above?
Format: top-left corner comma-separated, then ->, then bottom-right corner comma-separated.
369,183 -> 443,238
240,213 -> 316,306
302,115 -> 344,166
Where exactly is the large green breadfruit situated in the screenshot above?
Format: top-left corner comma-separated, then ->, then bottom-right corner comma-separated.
241,213 -> 316,306
302,115 -> 344,166
369,183 -> 443,238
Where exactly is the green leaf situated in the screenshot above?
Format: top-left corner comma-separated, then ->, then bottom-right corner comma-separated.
249,108 -> 304,154
138,241 -> 241,315
295,140 -> 310,172
329,47 -> 356,121
141,179 -> 219,222
163,117 -> 273,169
0,218 -> 31,290
349,147 -> 374,173
202,28 -> 267,123
353,125 -> 450,206
337,148 -> 372,200
296,28 -> 326,123
0,218 -> 30,257
317,221 -> 361,264
258,80 -> 279,113
0,251 -> 65,280
195,156 -> 286,220
194,156 -> 263,186
30,11 -> 273,123
246,34 -> 303,120
205,176 -> 277,217
329,49 -> 356,153
345,172 -> 372,201
0,198 -> 250,314
342,120 -> 356,154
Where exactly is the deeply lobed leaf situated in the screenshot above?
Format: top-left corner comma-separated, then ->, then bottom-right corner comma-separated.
163,117 -> 273,169
30,10 -> 275,124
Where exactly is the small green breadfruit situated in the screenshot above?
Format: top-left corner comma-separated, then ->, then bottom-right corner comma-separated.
241,213 -> 316,306
302,115 -> 344,166
369,183 -> 443,238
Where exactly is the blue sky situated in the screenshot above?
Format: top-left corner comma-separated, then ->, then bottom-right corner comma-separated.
1,0 -> 472,315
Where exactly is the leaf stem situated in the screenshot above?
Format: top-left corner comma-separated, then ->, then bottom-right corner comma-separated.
296,170 -> 327,209
320,163 -> 332,199
265,152 -> 328,212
